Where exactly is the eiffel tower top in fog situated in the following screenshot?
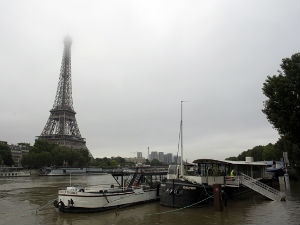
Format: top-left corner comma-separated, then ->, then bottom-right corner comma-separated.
52,35 -> 74,112
38,36 -> 87,150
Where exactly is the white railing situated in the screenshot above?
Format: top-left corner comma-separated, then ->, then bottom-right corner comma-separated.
225,176 -> 241,187
240,173 -> 285,201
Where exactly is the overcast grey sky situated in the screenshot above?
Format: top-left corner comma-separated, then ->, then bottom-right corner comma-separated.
0,0 -> 299,161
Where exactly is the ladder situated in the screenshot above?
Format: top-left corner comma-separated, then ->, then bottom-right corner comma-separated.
239,173 -> 285,201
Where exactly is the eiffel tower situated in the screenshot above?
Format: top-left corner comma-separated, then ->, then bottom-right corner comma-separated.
38,36 -> 87,150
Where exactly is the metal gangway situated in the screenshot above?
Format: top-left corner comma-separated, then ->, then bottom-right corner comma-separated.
240,173 -> 285,201
126,171 -> 142,188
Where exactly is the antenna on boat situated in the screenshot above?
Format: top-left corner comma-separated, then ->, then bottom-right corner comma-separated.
180,100 -> 184,177
180,100 -> 189,176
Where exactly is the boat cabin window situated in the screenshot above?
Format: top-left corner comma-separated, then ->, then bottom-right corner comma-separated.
186,165 -> 198,175
234,165 -> 265,179
197,163 -> 228,176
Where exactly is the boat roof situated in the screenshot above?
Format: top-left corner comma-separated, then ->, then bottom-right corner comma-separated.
192,158 -> 267,166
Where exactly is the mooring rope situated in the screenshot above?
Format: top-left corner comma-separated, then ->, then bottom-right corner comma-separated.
145,194 -> 214,216
35,197 -> 57,214
14,197 -> 58,219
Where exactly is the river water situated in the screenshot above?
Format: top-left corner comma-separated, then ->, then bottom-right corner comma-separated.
0,174 -> 299,225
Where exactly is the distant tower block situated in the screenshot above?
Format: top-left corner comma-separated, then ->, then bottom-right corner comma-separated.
38,36 -> 88,151
137,152 -> 142,159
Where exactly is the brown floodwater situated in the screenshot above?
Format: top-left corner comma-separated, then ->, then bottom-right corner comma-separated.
0,174 -> 299,225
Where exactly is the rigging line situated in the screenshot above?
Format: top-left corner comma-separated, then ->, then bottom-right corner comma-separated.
35,198 -> 58,213
176,121 -> 181,165
201,184 -> 209,196
102,190 -> 146,207
17,197 -> 58,218
145,195 -> 214,216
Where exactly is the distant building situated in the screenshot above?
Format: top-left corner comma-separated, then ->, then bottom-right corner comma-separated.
150,151 -> 158,161
0,141 -> 8,145
137,152 -> 143,159
164,153 -> 173,164
10,143 -> 30,166
158,152 -> 164,162
124,157 -> 146,164
173,155 -> 181,164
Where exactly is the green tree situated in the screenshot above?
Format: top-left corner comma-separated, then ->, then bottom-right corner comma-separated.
275,137 -> 300,164
225,156 -> 238,161
89,156 -> 136,168
21,153 -> 33,168
0,143 -> 14,166
20,140 -> 91,168
150,159 -> 164,166
112,157 -> 125,166
109,159 -> 119,168
262,143 -> 278,161
17,143 -> 30,147
226,138 -> 300,162
262,53 -> 300,148
31,140 -> 57,154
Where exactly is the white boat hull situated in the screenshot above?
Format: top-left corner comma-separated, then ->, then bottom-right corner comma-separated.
56,187 -> 159,212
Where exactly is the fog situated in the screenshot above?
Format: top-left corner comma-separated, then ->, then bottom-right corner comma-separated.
0,0 -> 299,161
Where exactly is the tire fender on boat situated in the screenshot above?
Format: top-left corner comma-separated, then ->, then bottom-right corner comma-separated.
53,200 -> 59,208
58,200 -> 65,209
174,188 -> 181,195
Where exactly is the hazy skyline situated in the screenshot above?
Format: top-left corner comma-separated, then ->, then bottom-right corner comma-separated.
0,0 -> 299,161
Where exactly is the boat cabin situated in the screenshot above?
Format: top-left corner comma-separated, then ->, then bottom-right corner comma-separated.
167,157 -> 270,187
190,158 -> 269,186
193,158 -> 268,179
167,163 -> 196,180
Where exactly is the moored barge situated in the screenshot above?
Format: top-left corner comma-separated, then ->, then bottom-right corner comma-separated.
54,168 -> 161,212
160,157 -> 285,208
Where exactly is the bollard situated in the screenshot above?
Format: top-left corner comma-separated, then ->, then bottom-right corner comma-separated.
284,173 -> 290,192
213,184 -> 223,211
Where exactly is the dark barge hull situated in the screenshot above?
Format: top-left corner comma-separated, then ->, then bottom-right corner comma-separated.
159,179 -> 213,208
160,178 -> 278,208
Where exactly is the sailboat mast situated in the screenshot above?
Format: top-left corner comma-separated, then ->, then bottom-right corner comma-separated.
180,101 -> 184,176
